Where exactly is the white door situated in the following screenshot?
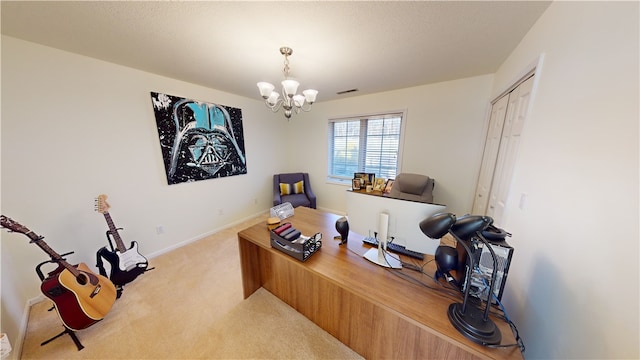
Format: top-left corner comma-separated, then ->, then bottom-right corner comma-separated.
471,95 -> 509,214
486,76 -> 534,225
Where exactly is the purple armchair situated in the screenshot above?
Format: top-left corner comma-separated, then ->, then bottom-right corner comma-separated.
273,172 -> 317,209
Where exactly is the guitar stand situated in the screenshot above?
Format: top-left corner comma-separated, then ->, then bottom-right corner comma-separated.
35,253 -> 85,351
96,229 -> 155,299
99,229 -> 126,298
40,326 -> 84,351
95,249 -> 124,299
104,228 -> 121,253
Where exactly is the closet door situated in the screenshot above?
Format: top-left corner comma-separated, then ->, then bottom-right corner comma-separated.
471,94 -> 509,215
486,76 -> 534,225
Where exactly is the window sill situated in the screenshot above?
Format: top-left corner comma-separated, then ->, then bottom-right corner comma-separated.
326,177 -> 352,187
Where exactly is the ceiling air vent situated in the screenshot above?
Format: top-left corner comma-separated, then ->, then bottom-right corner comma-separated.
336,88 -> 359,95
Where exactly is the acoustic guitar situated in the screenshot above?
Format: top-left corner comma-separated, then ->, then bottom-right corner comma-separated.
0,215 -> 117,331
94,194 -> 149,287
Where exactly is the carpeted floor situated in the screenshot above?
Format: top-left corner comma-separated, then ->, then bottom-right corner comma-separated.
19,214 -> 363,359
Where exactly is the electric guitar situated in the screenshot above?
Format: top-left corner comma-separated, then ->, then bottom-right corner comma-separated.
94,194 -> 149,286
0,215 -> 117,331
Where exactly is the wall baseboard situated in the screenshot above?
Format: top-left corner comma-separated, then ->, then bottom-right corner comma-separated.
317,206 -> 344,216
144,209 -> 269,260
13,294 -> 45,360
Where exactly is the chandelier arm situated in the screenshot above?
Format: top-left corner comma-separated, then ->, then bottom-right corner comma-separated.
298,103 -> 313,112
264,98 -> 284,113
291,103 -> 312,114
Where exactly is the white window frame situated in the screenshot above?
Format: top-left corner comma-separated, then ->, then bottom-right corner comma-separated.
326,110 -> 407,185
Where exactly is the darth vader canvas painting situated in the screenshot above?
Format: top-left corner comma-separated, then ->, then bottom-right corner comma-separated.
150,92 -> 247,185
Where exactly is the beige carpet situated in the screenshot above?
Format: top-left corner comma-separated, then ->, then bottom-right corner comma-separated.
19,215 -> 363,359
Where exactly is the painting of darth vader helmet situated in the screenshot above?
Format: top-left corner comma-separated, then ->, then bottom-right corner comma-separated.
151,92 -> 247,185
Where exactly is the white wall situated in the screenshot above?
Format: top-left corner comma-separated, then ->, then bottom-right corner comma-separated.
0,36 -> 287,354
286,75 -> 495,216
491,2 -> 639,359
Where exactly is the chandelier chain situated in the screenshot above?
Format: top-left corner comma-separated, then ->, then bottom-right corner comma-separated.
283,54 -> 290,79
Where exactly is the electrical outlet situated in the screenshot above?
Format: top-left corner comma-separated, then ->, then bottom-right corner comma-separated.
156,226 -> 165,235
519,193 -> 527,210
254,198 -> 258,205
218,208 -> 224,216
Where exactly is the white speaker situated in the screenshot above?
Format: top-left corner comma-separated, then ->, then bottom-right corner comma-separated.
463,239 -> 513,304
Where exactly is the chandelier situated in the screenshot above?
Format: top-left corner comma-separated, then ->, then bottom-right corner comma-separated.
257,47 -> 318,119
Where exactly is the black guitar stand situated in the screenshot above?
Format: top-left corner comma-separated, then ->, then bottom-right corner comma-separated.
40,326 -> 84,351
95,251 -> 124,299
35,252 -> 84,351
95,228 -> 154,299
95,229 -> 124,298
103,228 -> 121,253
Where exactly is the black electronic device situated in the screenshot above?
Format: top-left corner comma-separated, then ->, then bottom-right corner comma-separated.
362,236 -> 424,260
419,212 -> 503,346
334,216 -> 349,245
463,234 -> 513,304
434,245 -> 458,285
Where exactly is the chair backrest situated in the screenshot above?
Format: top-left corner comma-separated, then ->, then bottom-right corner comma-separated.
388,173 -> 434,203
276,173 -> 306,184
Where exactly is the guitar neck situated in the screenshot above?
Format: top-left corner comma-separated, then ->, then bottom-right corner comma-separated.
27,233 -> 80,278
102,212 -> 127,252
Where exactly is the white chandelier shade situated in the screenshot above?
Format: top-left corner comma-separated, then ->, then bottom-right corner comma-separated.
257,47 -> 318,119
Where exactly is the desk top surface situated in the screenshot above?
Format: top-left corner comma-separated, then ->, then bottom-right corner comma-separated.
238,207 -> 522,360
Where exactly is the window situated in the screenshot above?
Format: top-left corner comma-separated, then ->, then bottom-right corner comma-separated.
327,111 -> 405,183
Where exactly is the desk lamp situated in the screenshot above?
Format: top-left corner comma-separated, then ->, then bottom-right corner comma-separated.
419,213 -> 502,345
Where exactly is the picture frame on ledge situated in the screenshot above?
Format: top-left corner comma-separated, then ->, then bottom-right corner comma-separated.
366,173 -> 376,185
354,172 -> 375,186
383,179 -> 395,194
352,178 -> 362,190
373,178 -> 386,191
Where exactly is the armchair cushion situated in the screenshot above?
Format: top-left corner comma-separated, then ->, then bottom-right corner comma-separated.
279,180 -> 304,196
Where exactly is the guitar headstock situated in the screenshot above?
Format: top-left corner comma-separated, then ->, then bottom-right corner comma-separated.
95,194 -> 110,214
0,215 -> 32,235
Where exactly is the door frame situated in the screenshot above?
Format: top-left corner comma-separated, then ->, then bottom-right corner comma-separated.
471,54 -> 545,221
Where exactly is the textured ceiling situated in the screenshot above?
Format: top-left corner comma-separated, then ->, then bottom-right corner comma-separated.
1,1 -> 551,102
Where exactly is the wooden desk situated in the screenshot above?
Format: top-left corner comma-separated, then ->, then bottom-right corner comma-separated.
237,207 -> 522,360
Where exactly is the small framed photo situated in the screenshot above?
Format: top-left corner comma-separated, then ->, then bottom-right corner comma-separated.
354,172 -> 375,186
383,179 -> 394,194
366,173 -> 376,186
373,178 -> 385,191
352,178 -> 362,190
354,172 -> 368,185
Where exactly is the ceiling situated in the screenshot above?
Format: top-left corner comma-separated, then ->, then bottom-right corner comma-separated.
1,1 -> 551,102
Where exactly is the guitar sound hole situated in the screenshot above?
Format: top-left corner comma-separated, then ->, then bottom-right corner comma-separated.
76,273 -> 88,285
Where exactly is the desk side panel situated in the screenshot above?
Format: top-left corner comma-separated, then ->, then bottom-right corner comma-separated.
237,233 -> 264,299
